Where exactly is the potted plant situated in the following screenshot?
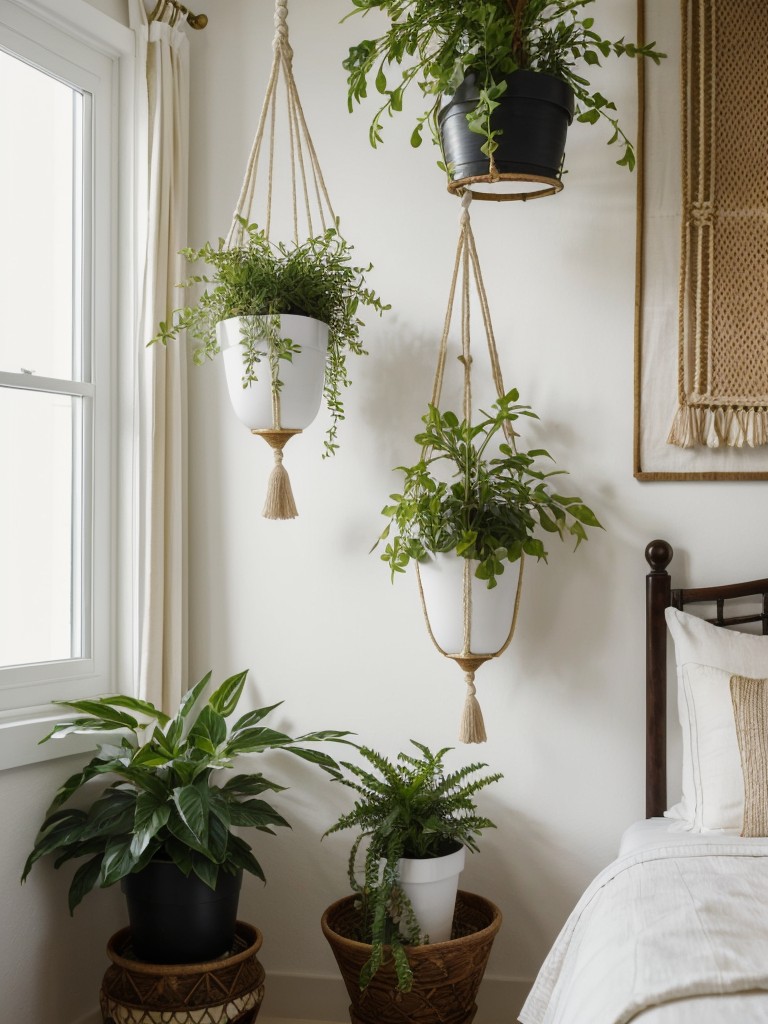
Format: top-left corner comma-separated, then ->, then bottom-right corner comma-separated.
343,0 -> 665,194
22,669 -> 350,964
374,389 -> 601,654
152,220 -> 388,459
321,740 -> 502,1004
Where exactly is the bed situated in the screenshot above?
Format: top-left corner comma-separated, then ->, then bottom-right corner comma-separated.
519,539 -> 768,1024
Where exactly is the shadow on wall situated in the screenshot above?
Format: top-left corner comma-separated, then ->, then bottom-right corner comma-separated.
462,798 -> 600,982
357,313 -> 445,463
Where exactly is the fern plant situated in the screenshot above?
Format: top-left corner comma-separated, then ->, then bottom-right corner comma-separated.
324,741 -> 502,991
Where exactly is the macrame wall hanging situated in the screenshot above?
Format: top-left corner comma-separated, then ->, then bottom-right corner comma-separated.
416,194 -> 525,744
223,0 -> 337,519
667,0 -> 768,450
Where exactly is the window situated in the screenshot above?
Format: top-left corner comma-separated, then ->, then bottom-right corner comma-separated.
0,0 -> 134,768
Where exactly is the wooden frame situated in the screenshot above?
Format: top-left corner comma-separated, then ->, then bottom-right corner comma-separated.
644,539 -> 768,818
634,0 -> 768,481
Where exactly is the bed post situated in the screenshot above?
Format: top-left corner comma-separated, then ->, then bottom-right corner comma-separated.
645,540 -> 673,819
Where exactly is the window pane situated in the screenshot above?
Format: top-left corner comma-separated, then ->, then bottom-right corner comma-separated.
0,49 -> 81,380
0,388 -> 82,667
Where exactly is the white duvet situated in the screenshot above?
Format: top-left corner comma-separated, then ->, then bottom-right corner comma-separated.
519,840 -> 768,1024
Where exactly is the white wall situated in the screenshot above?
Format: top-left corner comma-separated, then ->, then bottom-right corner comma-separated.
184,0 -> 766,1016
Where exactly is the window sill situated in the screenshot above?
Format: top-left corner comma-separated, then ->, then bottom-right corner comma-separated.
0,706 -> 95,772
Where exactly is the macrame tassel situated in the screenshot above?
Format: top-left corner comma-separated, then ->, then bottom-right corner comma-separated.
705,409 -> 720,449
747,408 -> 767,448
262,447 -> 298,520
667,404 -> 701,448
459,672 -> 487,745
729,407 -> 745,448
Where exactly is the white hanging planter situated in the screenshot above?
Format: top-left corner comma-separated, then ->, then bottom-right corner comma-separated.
418,552 -> 521,656
398,846 -> 466,944
218,314 -> 328,431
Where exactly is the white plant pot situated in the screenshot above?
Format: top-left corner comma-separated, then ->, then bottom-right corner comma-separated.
217,314 -> 328,431
418,553 -> 520,656
398,846 -> 466,944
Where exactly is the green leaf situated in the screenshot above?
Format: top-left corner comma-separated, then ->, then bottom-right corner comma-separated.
226,798 -> 291,830
208,671 -> 248,718
52,700 -> 140,732
220,773 -> 287,797
188,705 -> 227,751
567,504 -> 603,528
192,856 -> 219,890
176,671 -> 213,725
99,836 -> 139,887
172,784 -> 209,848
68,854 -> 104,915
79,788 -> 136,841
226,834 -> 265,882
230,702 -> 283,734
130,793 -> 171,859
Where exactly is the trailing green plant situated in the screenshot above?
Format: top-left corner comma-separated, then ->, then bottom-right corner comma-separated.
151,220 -> 388,456
343,0 -> 665,169
324,740 -> 502,991
22,670 -> 351,913
375,389 -> 602,587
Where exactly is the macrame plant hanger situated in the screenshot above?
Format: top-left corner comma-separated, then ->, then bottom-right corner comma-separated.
225,0 -> 336,520
416,193 -> 525,744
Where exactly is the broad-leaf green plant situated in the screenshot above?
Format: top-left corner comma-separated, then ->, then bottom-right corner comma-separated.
151,220 -> 388,456
343,0 -> 664,170
376,389 -> 602,587
22,670 -> 351,913
324,741 -> 502,991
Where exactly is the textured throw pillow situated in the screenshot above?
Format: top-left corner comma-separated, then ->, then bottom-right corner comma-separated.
730,675 -> 768,838
665,608 -> 768,830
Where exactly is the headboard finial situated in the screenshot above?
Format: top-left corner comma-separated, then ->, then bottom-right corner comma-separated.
646,539 -> 673,573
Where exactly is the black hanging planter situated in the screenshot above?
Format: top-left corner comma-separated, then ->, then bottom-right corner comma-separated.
122,861 -> 243,964
438,70 -> 575,202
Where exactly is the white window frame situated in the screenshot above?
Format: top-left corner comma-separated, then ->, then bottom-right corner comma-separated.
0,0 -> 136,770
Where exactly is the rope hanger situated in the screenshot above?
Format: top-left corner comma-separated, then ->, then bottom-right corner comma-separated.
225,0 -> 338,520
416,194 -> 525,744
226,0 -> 335,248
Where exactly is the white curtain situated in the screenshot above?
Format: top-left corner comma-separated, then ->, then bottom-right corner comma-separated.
129,0 -> 189,713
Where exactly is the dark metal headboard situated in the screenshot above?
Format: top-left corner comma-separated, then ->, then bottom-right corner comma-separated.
645,539 -> 768,819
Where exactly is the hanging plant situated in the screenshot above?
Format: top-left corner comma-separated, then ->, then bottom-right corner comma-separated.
343,0 -> 664,196
376,390 -> 602,587
151,220 -> 388,459
152,0 -> 389,520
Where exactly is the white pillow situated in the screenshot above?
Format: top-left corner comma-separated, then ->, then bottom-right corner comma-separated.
665,607 -> 768,830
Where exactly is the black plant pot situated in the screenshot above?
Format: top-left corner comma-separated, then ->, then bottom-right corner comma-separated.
438,70 -> 575,198
122,861 -> 243,964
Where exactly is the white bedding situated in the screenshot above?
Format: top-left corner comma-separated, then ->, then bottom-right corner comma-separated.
618,816 -> 750,856
519,832 -> 768,1024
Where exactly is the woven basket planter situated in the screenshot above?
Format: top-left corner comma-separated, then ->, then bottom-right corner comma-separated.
321,890 -> 501,1024
99,921 -> 264,1024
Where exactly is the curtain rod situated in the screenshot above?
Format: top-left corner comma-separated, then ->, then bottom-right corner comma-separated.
149,0 -> 208,30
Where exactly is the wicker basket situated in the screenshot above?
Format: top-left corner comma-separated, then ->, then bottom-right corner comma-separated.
99,921 -> 265,1024
321,890 -> 501,1024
